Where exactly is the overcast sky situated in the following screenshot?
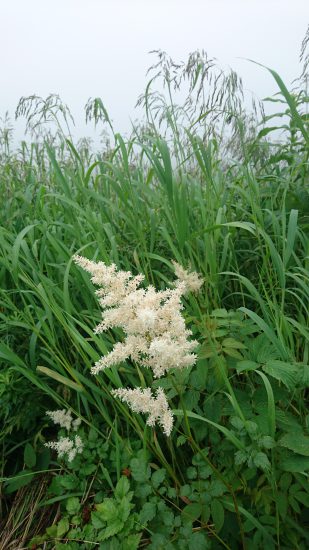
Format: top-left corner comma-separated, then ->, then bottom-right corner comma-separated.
0,0 -> 308,142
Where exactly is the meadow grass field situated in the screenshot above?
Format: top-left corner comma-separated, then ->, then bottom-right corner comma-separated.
0,50 -> 308,549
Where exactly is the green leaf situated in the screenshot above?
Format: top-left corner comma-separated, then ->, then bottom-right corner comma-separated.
123,533 -> 142,550
98,519 -> 124,540
96,499 -> 118,522
262,360 -> 298,389
294,492 -> 309,507
4,470 -> 35,493
223,499 -> 273,543
61,474 -> 79,490
183,389 -> 200,410
275,492 -> 288,518
152,468 -> 166,488
236,360 -> 259,373
173,410 -> 245,450
182,503 -> 202,523
253,452 -> 271,470
279,432 -> 309,456
36,447 -> 51,470
130,457 -> 151,482
177,435 -> 187,447
211,499 -> 225,532
37,366 -> 84,392
118,496 -> 132,523
66,497 -> 81,515
91,511 -> 105,530
46,524 -> 58,537
230,416 -> 244,430
24,443 -> 36,469
57,517 -> 69,537
281,455 -> 309,473
234,450 -> 247,466
209,480 -> 226,497
239,308 -> 288,359
222,338 -> 246,349
114,476 -> 130,500
139,502 -> 157,525
0,342 -> 26,367
259,436 -> 275,449
188,532 -> 209,550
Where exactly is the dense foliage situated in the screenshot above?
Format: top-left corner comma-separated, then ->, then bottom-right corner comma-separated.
0,48 -> 308,549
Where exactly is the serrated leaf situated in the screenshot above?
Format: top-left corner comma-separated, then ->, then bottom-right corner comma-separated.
294,491 -> 309,507
224,348 -> 244,359
66,497 -> 80,515
46,525 -> 58,537
236,360 -> 259,373
182,502 -> 202,523
91,511 -> 105,529
96,498 -> 118,522
209,480 -> 226,497
98,519 -> 124,540
222,338 -> 246,349
275,492 -> 288,518
230,416 -> 244,430
60,474 -> 79,490
298,364 -> 309,387
188,532 -> 209,550
211,499 -> 225,532
253,452 -> 271,470
211,309 -> 229,317
57,517 -> 69,537
281,454 -> 309,473
177,435 -> 187,447
24,443 -> 36,469
259,436 -> 275,449
262,360 -> 298,389
139,502 -> 157,525
130,457 -> 151,482
114,476 -> 130,499
183,389 -> 200,410
118,496 -> 132,523
279,432 -> 309,456
152,468 -> 166,488
123,533 -> 142,550
235,450 -> 247,465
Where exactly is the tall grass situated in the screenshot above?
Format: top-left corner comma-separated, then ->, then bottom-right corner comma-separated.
0,48 -> 308,548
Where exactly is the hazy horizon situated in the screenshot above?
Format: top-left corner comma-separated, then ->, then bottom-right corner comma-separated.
0,0 -> 308,144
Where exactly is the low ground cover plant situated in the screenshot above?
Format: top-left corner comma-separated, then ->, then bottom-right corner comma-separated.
0,44 -> 308,549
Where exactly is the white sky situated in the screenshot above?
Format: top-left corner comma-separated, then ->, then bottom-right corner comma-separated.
0,0 -> 308,142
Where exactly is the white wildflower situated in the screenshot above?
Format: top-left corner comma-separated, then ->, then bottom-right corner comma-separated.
72,418 -> 81,431
45,410 -> 83,459
172,261 -> 203,294
147,335 -> 197,378
74,435 -> 83,454
74,255 -> 198,379
45,435 -> 83,462
46,409 -> 73,431
112,387 -> 174,436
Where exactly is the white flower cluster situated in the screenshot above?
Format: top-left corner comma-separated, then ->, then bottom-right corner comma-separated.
46,409 -> 81,431
45,435 -> 83,463
45,409 -> 83,462
172,261 -> 204,294
112,387 -> 174,436
74,255 -> 198,379
74,255 -> 202,436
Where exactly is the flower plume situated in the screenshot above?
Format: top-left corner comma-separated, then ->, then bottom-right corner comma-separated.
112,387 -> 174,436
74,255 -> 198,378
74,255 -> 202,436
